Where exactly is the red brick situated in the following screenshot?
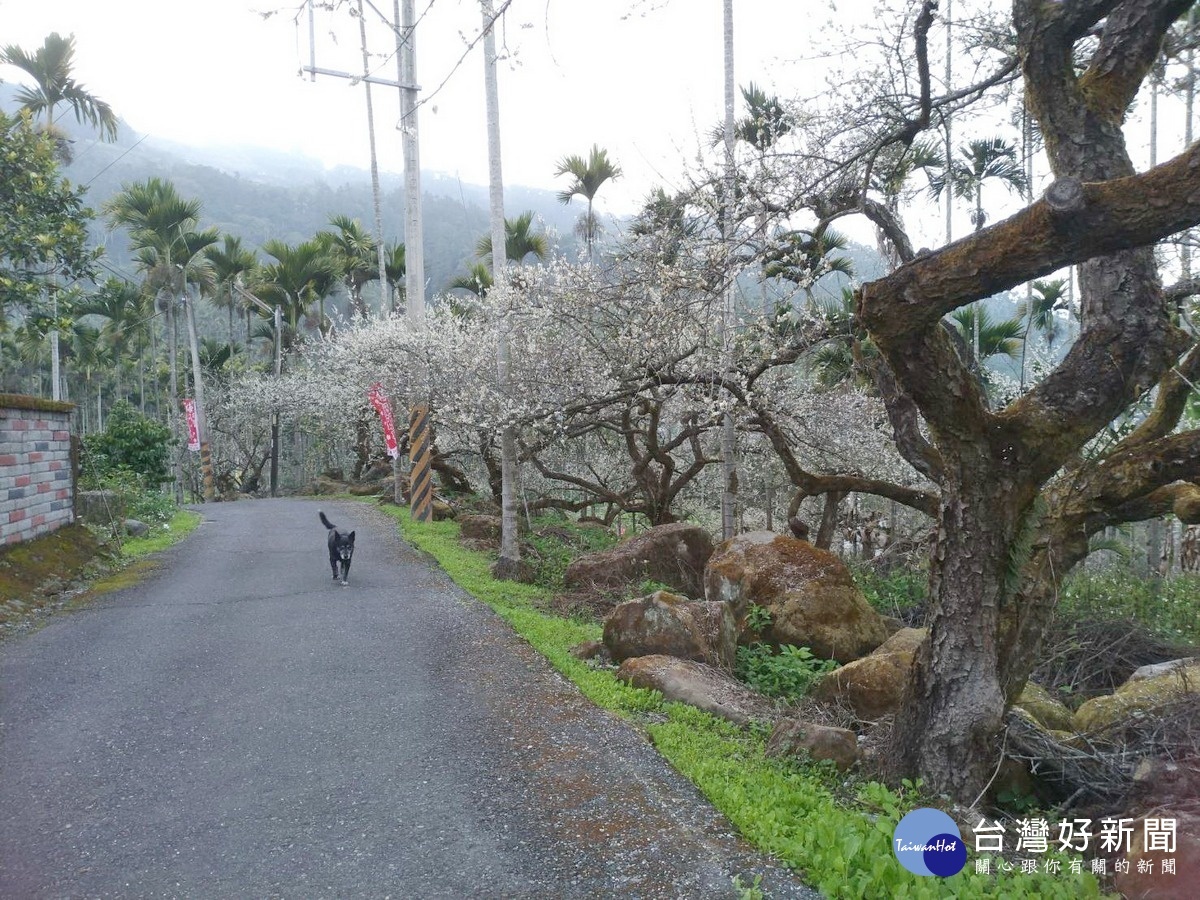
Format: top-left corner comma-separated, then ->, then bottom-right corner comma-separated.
0,455 -> 17,466
38,483 -> 51,493
53,430 -> 69,441
15,475 -> 31,487
9,510 -> 25,522
31,515 -> 45,527
56,489 -> 68,500
48,460 -> 63,471
28,452 -> 43,463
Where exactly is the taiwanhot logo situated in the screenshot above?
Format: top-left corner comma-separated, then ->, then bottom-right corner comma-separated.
893,808 -> 967,877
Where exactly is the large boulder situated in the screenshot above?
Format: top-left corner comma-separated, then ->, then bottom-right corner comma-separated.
1073,663 -> 1200,733
616,654 -> 776,725
123,518 -> 150,538
765,718 -> 859,771
564,522 -> 714,598
704,531 -> 893,662
1127,657 -> 1200,684
309,475 -> 344,495
1127,757 -> 1200,813
603,591 -> 737,670
813,644 -> 917,720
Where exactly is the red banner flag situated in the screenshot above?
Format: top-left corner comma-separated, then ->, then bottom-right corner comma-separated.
368,382 -> 399,459
183,398 -> 200,451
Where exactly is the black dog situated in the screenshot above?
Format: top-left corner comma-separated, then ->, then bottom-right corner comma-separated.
319,511 -> 355,585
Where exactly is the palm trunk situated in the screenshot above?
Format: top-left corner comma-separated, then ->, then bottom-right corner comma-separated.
719,0 -> 739,541
482,0 -> 521,578
184,286 -> 214,501
167,290 -> 183,502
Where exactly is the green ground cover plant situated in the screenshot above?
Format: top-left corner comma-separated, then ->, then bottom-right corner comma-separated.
386,508 -> 1104,899
120,509 -> 202,558
852,564 -> 927,620
735,643 -> 838,702
1058,569 -> 1200,645
524,516 -> 619,589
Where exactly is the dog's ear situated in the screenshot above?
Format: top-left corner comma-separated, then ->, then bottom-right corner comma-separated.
348,531 -> 355,543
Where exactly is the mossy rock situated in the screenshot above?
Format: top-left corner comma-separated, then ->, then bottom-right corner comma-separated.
1014,681 -> 1075,733
1073,664 -> 1200,733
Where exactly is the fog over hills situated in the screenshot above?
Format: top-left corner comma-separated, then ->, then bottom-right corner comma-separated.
2,85 -> 584,303
8,86 -> 1044,374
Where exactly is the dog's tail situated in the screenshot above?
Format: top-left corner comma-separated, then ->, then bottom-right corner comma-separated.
319,510 -> 336,530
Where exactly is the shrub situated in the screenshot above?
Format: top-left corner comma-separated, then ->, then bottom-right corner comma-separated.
1059,568 -> 1200,644
524,517 -> 618,590
82,400 -> 174,487
852,564 -> 926,620
735,642 -> 838,702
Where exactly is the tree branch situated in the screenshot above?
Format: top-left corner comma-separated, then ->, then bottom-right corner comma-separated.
1080,0 -> 1194,121
859,142 -> 1200,345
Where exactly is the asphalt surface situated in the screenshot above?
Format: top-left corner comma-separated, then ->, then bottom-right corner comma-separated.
0,498 -> 818,899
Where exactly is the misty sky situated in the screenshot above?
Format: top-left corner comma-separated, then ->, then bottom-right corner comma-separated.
1,0 -> 837,215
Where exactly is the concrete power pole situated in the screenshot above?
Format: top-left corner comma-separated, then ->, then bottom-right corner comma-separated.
398,0 -> 424,324
302,0 -> 431,515
397,0 -> 434,521
356,0 -> 390,301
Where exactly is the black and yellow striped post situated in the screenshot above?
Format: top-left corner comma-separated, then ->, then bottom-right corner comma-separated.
199,441 -> 215,501
409,403 -> 433,522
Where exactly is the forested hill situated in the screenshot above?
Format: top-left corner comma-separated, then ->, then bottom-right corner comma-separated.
20,87 -> 583,298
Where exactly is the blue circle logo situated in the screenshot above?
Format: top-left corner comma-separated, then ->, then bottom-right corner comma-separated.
893,808 -> 967,877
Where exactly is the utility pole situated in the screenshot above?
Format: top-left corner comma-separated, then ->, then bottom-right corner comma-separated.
302,0 -> 431,514
304,0 -> 410,313
49,289 -> 61,401
357,0 -> 390,302
398,0 -> 424,323
183,275 -> 214,501
397,0 -> 434,520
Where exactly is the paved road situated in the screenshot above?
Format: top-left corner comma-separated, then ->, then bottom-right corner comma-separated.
0,499 -> 815,899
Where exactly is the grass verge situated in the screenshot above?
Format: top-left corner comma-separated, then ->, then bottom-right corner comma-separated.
85,510 -> 203,595
119,509 -> 202,559
386,508 -> 1108,899
1,509 -> 203,636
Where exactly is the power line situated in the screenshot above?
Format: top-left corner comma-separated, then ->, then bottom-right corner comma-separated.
406,0 -> 514,120
295,0 -> 511,120
83,134 -> 149,188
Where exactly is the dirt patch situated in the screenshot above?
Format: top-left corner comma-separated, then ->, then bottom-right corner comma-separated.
540,588 -> 627,622
0,524 -> 118,641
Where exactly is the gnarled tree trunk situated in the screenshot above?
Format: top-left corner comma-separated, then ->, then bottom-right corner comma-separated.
861,0 -> 1200,802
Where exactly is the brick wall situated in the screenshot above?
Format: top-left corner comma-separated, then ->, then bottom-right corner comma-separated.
0,395 -> 76,546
